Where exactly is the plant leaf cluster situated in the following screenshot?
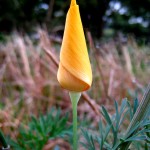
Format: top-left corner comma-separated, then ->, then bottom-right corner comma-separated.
8,108 -> 72,150
82,98 -> 150,150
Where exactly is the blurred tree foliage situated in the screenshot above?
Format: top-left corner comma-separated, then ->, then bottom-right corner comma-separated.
107,0 -> 150,40
0,0 -> 150,39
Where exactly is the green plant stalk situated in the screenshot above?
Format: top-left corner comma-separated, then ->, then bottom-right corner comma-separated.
69,92 -> 81,150
119,83 -> 150,150
0,129 -> 8,148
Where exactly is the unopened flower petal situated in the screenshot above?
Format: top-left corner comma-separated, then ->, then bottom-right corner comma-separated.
57,0 -> 92,92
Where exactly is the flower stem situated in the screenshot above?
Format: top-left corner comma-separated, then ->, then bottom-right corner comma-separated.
69,92 -> 81,150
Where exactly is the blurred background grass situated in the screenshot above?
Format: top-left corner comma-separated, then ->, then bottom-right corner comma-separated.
0,0 -> 150,149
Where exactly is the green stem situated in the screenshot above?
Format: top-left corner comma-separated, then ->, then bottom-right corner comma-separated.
0,129 -> 8,148
69,92 -> 81,150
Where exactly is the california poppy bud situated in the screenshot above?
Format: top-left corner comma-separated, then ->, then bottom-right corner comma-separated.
57,0 -> 92,92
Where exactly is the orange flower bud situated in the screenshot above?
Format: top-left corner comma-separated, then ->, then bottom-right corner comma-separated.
57,0 -> 92,92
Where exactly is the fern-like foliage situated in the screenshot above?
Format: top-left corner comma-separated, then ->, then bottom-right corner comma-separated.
8,107 -> 72,150
82,98 -> 150,150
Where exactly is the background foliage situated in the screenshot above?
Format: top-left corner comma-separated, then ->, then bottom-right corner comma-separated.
0,0 -> 150,40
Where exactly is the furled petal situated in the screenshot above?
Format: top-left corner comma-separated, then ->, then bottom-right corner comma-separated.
57,0 -> 92,92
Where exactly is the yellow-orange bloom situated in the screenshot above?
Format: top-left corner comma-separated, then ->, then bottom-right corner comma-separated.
57,0 -> 92,92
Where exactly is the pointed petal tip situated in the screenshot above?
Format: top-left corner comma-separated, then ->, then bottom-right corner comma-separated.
70,0 -> 76,6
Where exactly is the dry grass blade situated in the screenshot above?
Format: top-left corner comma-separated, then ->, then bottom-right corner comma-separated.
108,69 -> 115,97
86,31 -> 111,101
122,45 -> 134,78
14,37 -> 32,79
0,63 -> 6,81
39,29 -> 59,67
82,92 -> 101,116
